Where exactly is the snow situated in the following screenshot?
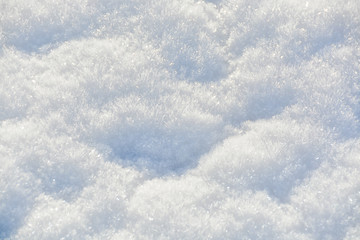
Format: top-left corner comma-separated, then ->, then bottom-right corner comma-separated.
1,0 -> 360,239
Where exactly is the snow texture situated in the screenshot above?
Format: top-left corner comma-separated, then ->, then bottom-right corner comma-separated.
1,0 -> 360,239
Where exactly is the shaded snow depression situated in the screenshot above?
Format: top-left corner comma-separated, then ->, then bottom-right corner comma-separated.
1,0 -> 360,239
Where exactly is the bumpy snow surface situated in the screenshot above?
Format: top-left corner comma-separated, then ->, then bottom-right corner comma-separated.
1,0 -> 360,239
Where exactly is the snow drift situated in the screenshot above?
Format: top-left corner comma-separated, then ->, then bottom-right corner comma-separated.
1,0 -> 360,239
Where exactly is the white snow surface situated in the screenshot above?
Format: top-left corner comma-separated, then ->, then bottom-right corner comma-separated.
1,0 -> 360,239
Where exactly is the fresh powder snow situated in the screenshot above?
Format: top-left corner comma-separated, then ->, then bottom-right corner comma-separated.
1,0 -> 360,239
